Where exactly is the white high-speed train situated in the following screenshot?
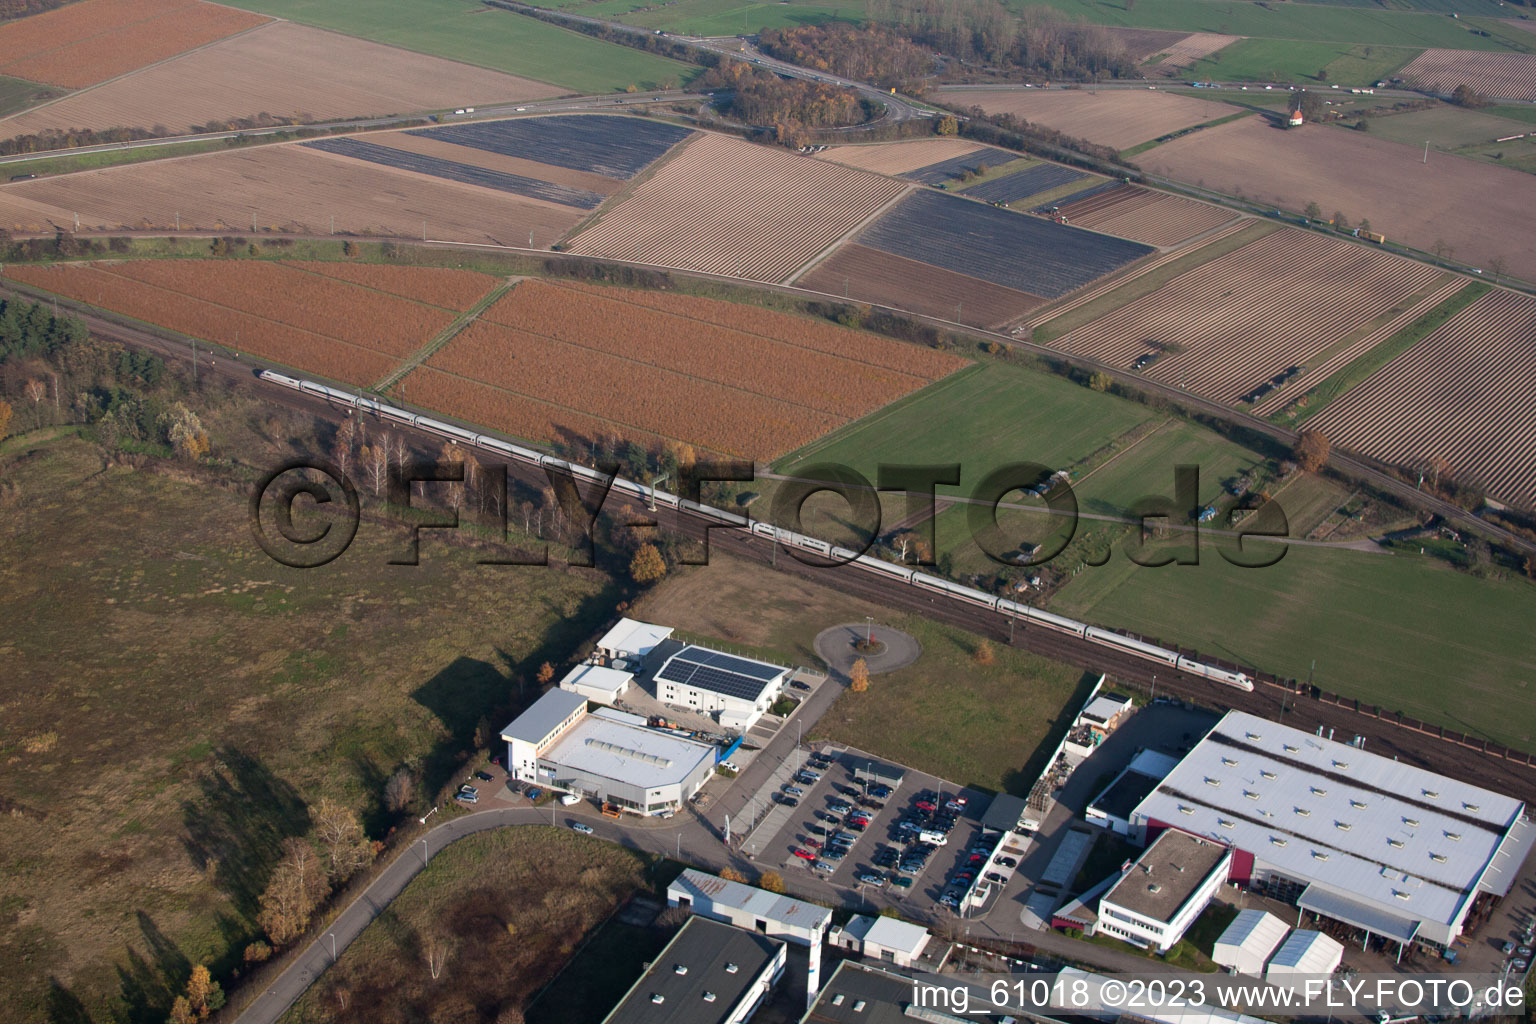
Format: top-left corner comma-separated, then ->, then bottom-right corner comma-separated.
261,370 -> 1255,692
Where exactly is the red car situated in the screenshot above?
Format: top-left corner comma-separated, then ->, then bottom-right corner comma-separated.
792,847 -> 817,860
914,800 -> 937,812
804,838 -> 823,849
968,854 -> 985,865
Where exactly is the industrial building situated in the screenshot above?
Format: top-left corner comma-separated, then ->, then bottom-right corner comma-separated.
602,916 -> 784,1024
654,645 -> 791,732
501,690 -> 717,815
668,869 -> 832,1003
1097,829 -> 1232,953
801,961 -> 1018,1024
1087,748 -> 1180,837
1265,929 -> 1344,981
1065,691 -> 1134,757
1212,909 -> 1291,975
829,915 -> 931,968
595,617 -> 674,665
1130,710 -> 1533,953
558,662 -> 635,703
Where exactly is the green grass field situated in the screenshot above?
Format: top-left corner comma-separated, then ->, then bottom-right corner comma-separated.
1050,539 -> 1536,748
222,0 -> 700,92
1007,0 -> 1531,49
588,0 -> 859,35
1358,104 -> 1536,148
1188,38 -> 1420,87
775,362 -> 1157,485
0,74 -> 61,118
0,136 -> 285,180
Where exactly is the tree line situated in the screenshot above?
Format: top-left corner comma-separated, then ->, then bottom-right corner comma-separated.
700,61 -> 871,142
758,22 -> 933,91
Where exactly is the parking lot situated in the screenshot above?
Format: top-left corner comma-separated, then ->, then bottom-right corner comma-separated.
752,745 -> 999,914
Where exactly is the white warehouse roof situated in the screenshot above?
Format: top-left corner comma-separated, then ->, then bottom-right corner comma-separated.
501,687 -> 588,744
669,869 -> 831,934
559,663 -> 634,698
544,714 -> 715,790
595,617 -> 673,659
1213,910 -> 1290,975
1134,711 -> 1525,937
843,914 -> 930,957
1266,930 -> 1344,976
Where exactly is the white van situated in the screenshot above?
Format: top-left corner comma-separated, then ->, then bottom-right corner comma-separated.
560,794 -> 582,806
919,829 -> 948,846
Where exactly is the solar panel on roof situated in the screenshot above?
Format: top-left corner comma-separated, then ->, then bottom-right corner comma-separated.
656,647 -> 784,700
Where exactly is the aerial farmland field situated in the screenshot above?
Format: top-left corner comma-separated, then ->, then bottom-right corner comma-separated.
937,87 -> 1234,150
4,260 -> 498,386
409,114 -> 693,179
0,142 -> 587,245
1052,229 -> 1444,404
961,163 -> 1088,205
1051,183 -> 1237,247
1399,48 -> 1536,101
222,0 -> 698,93
853,189 -> 1155,299
1137,114 -> 1536,282
0,0 -> 270,88
400,278 -> 965,459
818,138 -> 987,176
1309,288 -> 1536,508
798,243 -> 1047,328
0,22 -> 558,139
566,132 -> 910,282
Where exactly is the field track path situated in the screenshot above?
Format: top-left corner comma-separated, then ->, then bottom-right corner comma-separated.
783,180 -> 915,285
372,277 -> 518,391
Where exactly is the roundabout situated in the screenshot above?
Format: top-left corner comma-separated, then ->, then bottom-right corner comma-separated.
814,622 -> 921,678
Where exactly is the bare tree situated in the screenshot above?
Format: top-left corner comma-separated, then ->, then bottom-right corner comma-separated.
384,767 -> 417,814
361,443 -> 388,496
424,932 -> 453,980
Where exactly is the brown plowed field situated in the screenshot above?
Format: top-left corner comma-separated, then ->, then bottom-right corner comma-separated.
0,22 -> 556,138
1311,289 -> 1536,508
1399,48 -> 1536,103
1055,183 -> 1237,246
0,143 -> 585,245
817,138 -> 984,175
403,278 -> 962,458
1139,114 -> 1536,283
3,259 -> 496,386
938,87 -> 1234,150
565,132 -> 910,282
284,262 -> 500,312
1053,229 -> 1442,403
798,243 -> 1046,328
0,0 -> 269,88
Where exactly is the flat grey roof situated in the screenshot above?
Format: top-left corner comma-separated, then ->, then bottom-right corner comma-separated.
980,793 -> 1030,833
500,687 -> 588,744
1103,829 -> 1228,924
544,714 -> 716,790
603,916 -> 781,1024
669,869 -> 831,932
1093,767 -> 1163,823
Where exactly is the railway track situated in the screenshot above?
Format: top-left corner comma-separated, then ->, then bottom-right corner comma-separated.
36,297 -> 1533,804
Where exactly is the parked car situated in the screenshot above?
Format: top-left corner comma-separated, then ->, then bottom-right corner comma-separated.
823,847 -> 846,861
891,875 -> 912,889
570,822 -> 594,834
914,800 -> 937,812
779,796 -> 799,807
817,810 -> 839,823
526,787 -> 542,801
855,872 -> 886,887
718,760 -> 738,773
870,784 -> 892,799
792,847 -> 817,860
996,856 -> 1017,868
829,800 -> 853,815
560,793 -> 582,806
847,821 -> 866,832
1521,946 -> 1533,958
791,680 -> 812,691
474,771 -> 494,782
804,838 -> 822,849
808,824 -> 827,836
454,791 -> 478,804
986,872 -> 1007,883
1503,941 -> 1517,955
459,784 -> 479,797
783,785 -> 804,796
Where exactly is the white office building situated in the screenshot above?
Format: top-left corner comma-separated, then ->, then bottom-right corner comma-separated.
595,617 -> 674,666
654,645 -> 791,733
1097,829 -> 1231,953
